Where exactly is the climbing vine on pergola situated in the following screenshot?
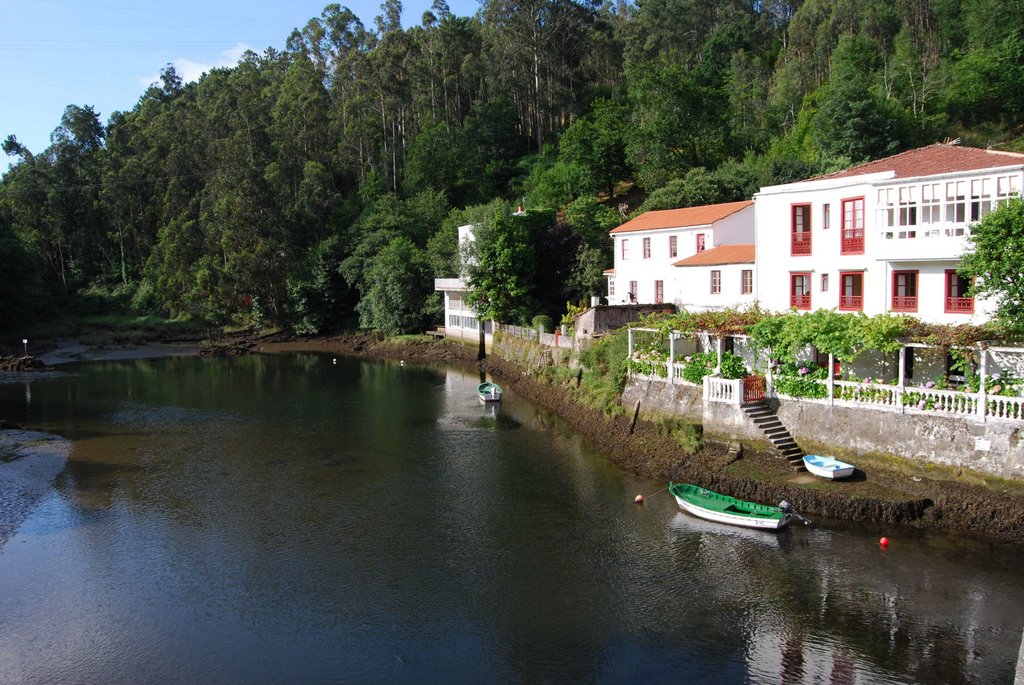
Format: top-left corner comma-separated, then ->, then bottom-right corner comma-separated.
635,307 -> 1010,363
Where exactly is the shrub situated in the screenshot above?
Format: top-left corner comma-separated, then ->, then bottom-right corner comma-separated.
532,314 -> 554,333
719,351 -> 748,379
682,352 -> 716,384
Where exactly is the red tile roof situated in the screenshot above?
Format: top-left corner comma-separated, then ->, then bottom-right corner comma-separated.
603,268 -> 615,275
610,200 -> 753,234
673,244 -> 754,267
813,144 -> 1024,182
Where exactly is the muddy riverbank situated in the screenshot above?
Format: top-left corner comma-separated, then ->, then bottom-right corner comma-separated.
0,428 -> 70,550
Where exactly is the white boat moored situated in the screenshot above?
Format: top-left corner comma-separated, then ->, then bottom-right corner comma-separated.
803,454 -> 856,480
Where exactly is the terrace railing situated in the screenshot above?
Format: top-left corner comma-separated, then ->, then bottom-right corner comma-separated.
624,328 -> 1024,424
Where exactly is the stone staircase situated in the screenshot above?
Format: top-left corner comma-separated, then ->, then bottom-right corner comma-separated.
742,401 -> 805,471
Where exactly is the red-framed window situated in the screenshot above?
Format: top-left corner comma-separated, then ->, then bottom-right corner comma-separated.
892,270 -> 918,313
791,204 -> 811,255
821,273 -> 829,292
669,235 -> 678,258
643,237 -> 651,259
629,280 -> 638,303
696,233 -> 706,252
741,269 -> 753,294
790,272 -> 811,310
945,270 -> 974,313
655,280 -> 664,303
621,238 -> 629,260
839,271 -> 864,311
841,197 -> 865,254
710,270 -> 721,294
822,203 -> 831,230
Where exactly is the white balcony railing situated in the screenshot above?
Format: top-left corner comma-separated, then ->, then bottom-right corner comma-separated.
704,376 -> 743,405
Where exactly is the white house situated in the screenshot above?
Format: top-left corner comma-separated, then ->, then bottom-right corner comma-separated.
434,224 -> 493,342
754,143 -> 1024,324
607,200 -> 755,308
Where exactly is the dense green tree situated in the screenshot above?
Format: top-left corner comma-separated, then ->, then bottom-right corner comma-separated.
0,206 -> 50,327
287,234 -> 353,335
809,34 -> 904,162
464,202 -> 536,323
356,236 -> 434,334
959,198 -> 1024,332
625,57 -> 727,188
1,0 -> 1023,335
558,98 -> 629,195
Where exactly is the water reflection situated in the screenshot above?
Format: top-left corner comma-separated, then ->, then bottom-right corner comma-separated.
0,354 -> 1021,684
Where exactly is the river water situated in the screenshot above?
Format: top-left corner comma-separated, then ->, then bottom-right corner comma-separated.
0,353 -> 1021,684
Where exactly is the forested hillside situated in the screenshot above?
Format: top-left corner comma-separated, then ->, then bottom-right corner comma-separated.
2,0 -> 1022,334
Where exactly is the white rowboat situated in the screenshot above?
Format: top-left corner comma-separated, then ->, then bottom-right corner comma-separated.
803,454 -> 856,480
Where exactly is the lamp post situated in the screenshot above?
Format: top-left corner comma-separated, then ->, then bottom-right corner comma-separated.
22,338 -> 28,357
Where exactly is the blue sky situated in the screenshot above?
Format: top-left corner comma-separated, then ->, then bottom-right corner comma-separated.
1,0 -> 480,167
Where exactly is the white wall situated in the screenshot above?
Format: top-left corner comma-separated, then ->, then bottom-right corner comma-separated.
674,263 -> 755,311
610,204 -> 755,306
754,168 -> 1021,324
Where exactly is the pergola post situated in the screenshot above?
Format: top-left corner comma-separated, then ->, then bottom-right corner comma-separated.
828,353 -> 835,405
978,347 -> 988,422
898,345 -> 907,413
668,332 -> 676,385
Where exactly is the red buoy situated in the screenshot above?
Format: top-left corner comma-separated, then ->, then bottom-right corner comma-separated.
634,494 -> 644,504
880,537 -> 889,547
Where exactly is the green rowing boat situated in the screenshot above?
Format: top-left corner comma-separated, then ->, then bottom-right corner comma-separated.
668,482 -> 792,530
478,382 -> 502,403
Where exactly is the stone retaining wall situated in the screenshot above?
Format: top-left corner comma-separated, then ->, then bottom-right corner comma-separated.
624,377 -> 1024,480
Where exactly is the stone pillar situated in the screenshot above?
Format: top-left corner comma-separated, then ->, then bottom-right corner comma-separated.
716,336 -> 724,374
627,327 -> 634,358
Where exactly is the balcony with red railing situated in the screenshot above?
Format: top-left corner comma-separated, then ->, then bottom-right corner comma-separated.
945,296 -> 974,314
791,232 -> 812,256
839,295 -> 863,311
841,229 -> 864,254
891,295 -> 918,313
791,293 -> 811,310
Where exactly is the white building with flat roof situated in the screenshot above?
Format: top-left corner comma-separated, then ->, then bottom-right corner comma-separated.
434,224 -> 493,342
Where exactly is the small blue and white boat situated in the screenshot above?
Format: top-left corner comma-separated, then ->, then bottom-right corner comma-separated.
803,454 -> 856,480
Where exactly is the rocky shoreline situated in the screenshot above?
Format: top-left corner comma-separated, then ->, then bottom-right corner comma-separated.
5,332 -> 1024,541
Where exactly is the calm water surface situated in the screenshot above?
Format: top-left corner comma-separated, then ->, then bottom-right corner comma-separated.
0,354 -> 1022,684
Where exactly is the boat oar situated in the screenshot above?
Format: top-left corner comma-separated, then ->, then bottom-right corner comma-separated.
634,485 -> 669,504
780,500 -> 811,526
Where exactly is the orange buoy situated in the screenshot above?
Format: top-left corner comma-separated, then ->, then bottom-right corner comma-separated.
880,537 -> 889,547
634,494 -> 644,504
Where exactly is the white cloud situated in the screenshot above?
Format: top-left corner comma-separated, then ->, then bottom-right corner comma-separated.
140,42 -> 254,88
